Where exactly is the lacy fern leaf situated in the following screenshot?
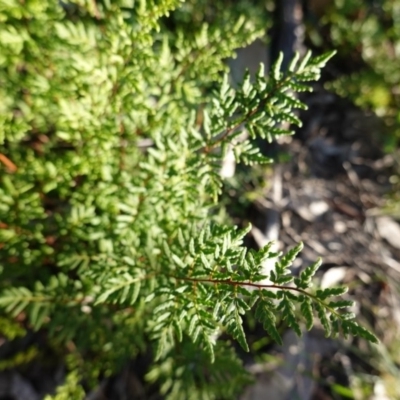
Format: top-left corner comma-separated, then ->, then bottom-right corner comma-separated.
0,1 -> 378,398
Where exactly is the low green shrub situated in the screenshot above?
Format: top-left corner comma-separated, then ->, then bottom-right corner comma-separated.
307,0 -> 400,151
0,1 -> 377,398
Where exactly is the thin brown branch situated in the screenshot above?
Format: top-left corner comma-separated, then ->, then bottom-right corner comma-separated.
175,275 -> 309,296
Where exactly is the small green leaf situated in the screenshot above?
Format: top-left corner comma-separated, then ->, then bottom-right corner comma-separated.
297,50 -> 312,72
177,228 -> 185,248
328,300 -> 355,309
275,242 -> 303,274
288,52 -> 300,72
200,253 -> 211,270
30,303 -> 49,330
172,254 -> 186,269
272,52 -> 284,81
227,310 -> 249,352
300,297 -> 313,331
309,50 -> 336,68
316,287 -> 348,300
172,319 -> 183,342
255,300 -> 282,345
298,258 -> 322,289
130,281 -> 141,305
203,335 -> 215,363
315,302 -> 331,337
188,314 -> 199,337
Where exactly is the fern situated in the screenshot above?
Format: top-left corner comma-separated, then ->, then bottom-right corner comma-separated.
43,372 -> 85,400
0,1 -> 377,398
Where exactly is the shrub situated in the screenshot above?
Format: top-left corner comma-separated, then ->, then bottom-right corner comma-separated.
0,1 -> 377,398
306,0 -> 400,152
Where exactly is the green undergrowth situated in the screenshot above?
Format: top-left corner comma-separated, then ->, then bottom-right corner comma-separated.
0,1 -> 378,398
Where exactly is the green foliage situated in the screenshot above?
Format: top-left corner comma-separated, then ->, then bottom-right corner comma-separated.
0,346 -> 38,371
0,315 -> 36,370
43,371 -> 85,400
202,50 -> 335,169
310,0 -> 400,151
146,341 -> 252,400
309,0 -> 400,246
0,1 -> 377,398
0,315 -> 26,340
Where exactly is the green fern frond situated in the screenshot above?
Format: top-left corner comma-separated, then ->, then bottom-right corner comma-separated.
0,0 -> 376,397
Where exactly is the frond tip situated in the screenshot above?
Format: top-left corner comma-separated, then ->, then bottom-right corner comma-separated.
150,238 -> 379,361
